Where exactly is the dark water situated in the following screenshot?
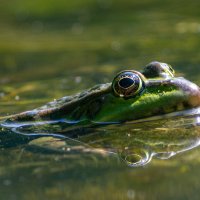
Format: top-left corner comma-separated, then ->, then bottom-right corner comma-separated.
1,0 -> 200,199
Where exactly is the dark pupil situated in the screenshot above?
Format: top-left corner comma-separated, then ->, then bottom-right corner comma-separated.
119,78 -> 134,88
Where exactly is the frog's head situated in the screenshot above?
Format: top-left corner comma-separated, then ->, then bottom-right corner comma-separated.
112,61 -> 174,99
90,61 -> 200,122
6,61 -> 200,123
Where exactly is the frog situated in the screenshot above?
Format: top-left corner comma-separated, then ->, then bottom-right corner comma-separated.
3,61 -> 200,124
1,61 -> 200,167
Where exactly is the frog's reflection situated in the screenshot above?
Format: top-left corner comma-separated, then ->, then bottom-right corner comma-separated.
1,114 -> 200,167
120,135 -> 200,167
117,116 -> 200,166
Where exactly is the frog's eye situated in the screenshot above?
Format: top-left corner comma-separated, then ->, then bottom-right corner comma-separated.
112,71 -> 145,98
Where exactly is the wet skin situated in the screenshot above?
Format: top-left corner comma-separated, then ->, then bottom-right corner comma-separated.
4,61 -> 200,123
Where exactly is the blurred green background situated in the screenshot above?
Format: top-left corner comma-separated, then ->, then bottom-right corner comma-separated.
1,0 -> 200,84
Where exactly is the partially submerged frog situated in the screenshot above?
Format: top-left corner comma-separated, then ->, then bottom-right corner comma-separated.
3,61 -> 200,123
1,61 -> 200,167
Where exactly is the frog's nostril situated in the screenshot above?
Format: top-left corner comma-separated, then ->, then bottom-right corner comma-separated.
119,78 -> 135,88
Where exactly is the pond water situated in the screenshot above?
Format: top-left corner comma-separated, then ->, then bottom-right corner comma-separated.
1,0 -> 200,199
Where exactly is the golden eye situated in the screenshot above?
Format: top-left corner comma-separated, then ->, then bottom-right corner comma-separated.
112,71 -> 145,98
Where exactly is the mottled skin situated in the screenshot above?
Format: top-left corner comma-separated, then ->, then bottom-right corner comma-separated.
4,61 -> 200,123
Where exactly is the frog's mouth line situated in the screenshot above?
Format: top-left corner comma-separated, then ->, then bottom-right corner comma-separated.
124,106 -> 200,125
91,106 -> 200,125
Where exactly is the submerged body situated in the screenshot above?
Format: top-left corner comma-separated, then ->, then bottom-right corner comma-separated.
4,61 -> 200,123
